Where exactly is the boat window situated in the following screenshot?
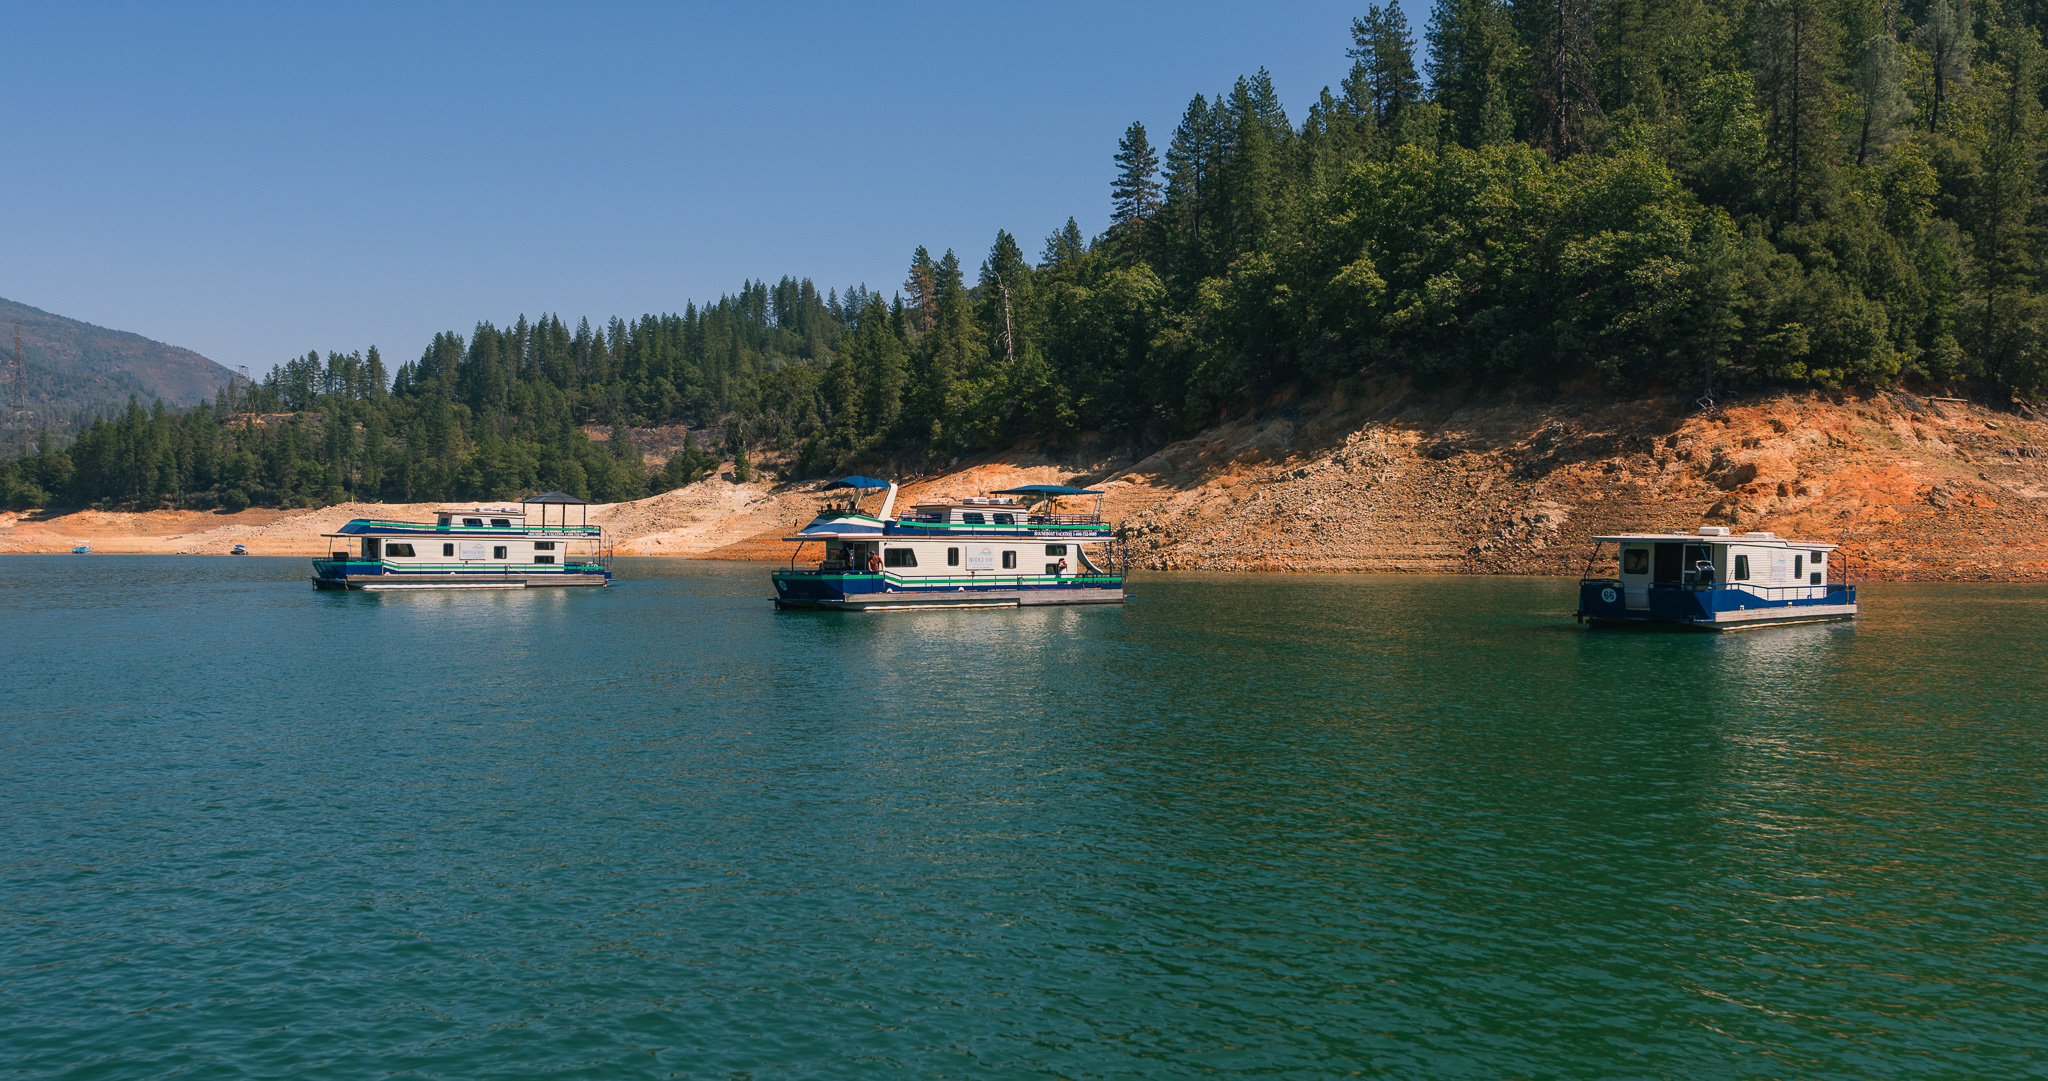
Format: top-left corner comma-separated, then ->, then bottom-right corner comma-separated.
947,547 -> 960,566
1813,551 -> 1826,564
491,519 -> 511,528
1810,570 -> 1822,585
884,548 -> 918,568
1794,554 -> 1804,578
993,513 -> 1014,525
443,543 -> 455,556
534,541 -> 555,551
535,555 -> 555,565
1734,555 -> 1750,580
385,543 -> 416,558
962,512 -> 985,524
1001,551 -> 1017,569
1622,548 -> 1649,574
1045,544 -> 1068,556
493,546 -> 507,559
463,518 -> 483,526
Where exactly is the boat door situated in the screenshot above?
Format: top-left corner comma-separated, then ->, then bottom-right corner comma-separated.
364,538 -> 382,561
1619,545 -> 1651,608
1653,543 -> 1684,594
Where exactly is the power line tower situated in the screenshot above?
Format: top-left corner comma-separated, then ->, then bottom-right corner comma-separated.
7,323 -> 27,458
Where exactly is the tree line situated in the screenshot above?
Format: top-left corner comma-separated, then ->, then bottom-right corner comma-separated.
9,0 -> 2048,510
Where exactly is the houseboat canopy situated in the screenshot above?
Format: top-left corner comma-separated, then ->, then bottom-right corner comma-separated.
520,490 -> 588,504
1590,527 -> 1837,550
993,484 -> 1103,496
823,476 -> 891,491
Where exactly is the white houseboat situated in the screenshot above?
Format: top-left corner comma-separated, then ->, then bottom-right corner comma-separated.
311,491 -> 612,590
771,477 -> 1126,610
1575,526 -> 1856,629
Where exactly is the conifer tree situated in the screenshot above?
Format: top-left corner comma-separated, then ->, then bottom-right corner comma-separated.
1162,95 -> 1219,275
1427,0 -> 1523,147
1521,0 -> 1601,155
1917,0 -> 1975,133
1110,122 -> 1163,264
1752,0 -> 1839,218
1346,4 -> 1423,125
1852,30 -> 1911,166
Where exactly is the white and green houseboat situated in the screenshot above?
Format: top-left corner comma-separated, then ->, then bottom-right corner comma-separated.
312,491 -> 612,590
771,477 -> 1126,610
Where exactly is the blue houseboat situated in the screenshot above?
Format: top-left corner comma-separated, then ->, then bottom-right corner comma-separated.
311,491 -> 612,590
771,477 -> 1127,610
1575,526 -> 1856,630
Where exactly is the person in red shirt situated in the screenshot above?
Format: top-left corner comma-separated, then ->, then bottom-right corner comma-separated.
866,550 -> 882,573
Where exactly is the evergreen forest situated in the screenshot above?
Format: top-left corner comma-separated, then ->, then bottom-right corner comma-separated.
9,0 -> 2048,510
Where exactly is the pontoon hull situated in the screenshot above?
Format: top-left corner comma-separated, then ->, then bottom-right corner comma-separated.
1575,579 -> 1855,631
772,572 -> 1124,611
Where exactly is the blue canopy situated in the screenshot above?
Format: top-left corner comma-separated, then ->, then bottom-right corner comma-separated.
823,475 -> 892,491
993,484 -> 1103,496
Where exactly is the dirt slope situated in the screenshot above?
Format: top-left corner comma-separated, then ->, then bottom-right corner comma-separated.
1097,388 -> 2048,580
5,389 -> 2045,580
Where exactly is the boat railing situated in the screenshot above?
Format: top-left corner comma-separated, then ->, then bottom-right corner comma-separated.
1581,577 -> 1855,603
1705,581 -> 1856,602
1028,513 -> 1103,525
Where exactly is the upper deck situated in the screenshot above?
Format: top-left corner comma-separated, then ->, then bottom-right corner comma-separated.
785,480 -> 1111,541
328,493 -> 604,539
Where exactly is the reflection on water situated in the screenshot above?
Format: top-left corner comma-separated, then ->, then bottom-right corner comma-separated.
1,558 -> 2043,1078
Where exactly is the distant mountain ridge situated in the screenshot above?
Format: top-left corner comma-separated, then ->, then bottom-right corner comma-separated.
0,296 -> 237,424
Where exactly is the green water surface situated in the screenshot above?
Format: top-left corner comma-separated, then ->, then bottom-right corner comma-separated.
1,557 -> 2043,1078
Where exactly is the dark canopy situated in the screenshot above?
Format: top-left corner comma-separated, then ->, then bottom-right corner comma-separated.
823,476 -> 892,491
521,490 -> 588,504
993,484 -> 1103,496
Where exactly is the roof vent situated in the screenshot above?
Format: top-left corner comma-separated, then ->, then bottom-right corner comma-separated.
1744,531 -> 1775,537
1697,526 -> 1730,536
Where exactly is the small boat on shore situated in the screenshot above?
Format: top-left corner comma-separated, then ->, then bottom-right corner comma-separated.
311,491 -> 612,590
771,477 -> 1126,611
1575,526 -> 1856,630
70,545 -> 90,554
230,544 -> 248,556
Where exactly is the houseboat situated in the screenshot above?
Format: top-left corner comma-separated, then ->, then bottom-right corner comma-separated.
771,477 -> 1126,610
1575,526 -> 1856,630
311,491 -> 611,590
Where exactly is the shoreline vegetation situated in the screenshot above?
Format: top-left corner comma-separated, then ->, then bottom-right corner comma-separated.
9,2 -> 2048,571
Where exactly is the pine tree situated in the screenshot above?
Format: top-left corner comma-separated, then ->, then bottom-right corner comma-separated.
1427,0 -> 1523,147
1521,0 -> 1601,155
1346,4 -> 1423,125
1162,95 -> 1219,275
1110,122 -> 1163,264
1751,0 -> 1839,219
1852,30 -> 1910,166
1916,0 -> 1975,133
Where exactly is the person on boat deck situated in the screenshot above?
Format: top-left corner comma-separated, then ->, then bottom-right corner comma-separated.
866,550 -> 882,573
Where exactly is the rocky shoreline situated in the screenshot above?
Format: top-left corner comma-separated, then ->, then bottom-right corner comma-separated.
5,390 -> 2044,581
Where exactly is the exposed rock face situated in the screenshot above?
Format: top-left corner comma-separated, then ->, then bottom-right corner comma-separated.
6,390 -> 2045,580
1088,390 -> 2048,580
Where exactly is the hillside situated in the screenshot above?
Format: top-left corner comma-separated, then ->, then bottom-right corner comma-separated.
6,389 -> 2044,582
0,296 -> 237,423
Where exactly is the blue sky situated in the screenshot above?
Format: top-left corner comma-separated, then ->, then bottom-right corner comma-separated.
4,1 -> 1425,376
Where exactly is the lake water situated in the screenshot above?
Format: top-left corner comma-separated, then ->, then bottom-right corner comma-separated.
3,557 -> 2044,1078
